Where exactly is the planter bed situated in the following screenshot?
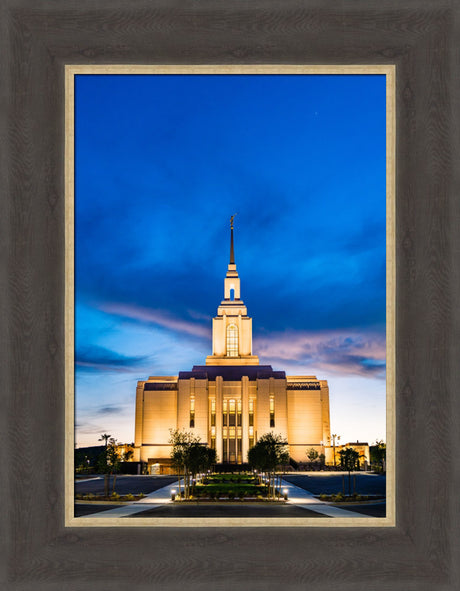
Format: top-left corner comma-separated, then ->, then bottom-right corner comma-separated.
75,493 -> 146,502
174,497 -> 287,503
315,494 -> 386,504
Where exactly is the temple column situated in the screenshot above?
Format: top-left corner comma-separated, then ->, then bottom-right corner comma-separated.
241,376 -> 249,463
215,376 -> 223,463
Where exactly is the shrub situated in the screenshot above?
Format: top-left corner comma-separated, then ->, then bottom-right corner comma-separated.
125,493 -> 134,501
333,492 -> 343,502
138,492 -> 145,499
228,490 -> 235,500
111,492 -> 120,500
319,494 -> 328,501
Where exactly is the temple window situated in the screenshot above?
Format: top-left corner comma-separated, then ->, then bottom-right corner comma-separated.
226,324 -> 238,357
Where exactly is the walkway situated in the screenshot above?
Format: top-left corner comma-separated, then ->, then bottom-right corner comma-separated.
279,478 -> 370,518
83,479 -> 180,517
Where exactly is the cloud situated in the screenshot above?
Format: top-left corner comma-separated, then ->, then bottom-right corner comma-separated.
76,345 -> 149,373
100,302 -> 211,339
94,405 -> 125,416
254,329 -> 386,379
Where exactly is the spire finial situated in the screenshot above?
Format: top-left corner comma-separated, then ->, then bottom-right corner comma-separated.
229,214 -> 237,264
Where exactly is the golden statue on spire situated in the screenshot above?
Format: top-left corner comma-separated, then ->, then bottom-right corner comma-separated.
230,213 -> 237,229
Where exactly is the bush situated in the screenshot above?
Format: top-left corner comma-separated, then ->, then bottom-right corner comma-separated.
228,490 -> 235,500
333,492 -> 343,502
111,492 -> 120,500
125,493 -> 134,501
138,492 -> 145,498
319,494 -> 328,501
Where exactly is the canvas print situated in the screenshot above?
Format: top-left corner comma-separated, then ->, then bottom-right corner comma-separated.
71,69 -> 390,524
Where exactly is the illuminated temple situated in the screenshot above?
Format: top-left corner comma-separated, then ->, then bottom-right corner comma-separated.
133,220 -> 331,473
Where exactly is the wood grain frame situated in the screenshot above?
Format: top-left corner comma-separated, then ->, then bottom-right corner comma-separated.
2,1 -> 459,589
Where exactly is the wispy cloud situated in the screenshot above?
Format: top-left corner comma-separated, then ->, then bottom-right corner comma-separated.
94,405 -> 125,416
100,302 -> 211,339
254,330 -> 386,378
76,345 -> 149,373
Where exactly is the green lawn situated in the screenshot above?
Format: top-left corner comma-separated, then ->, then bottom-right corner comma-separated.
197,483 -> 263,494
191,475 -> 269,499
203,474 -> 258,485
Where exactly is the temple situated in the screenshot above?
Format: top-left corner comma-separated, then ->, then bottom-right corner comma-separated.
133,218 -> 331,473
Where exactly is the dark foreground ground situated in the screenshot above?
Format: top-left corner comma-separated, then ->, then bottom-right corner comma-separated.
337,503 -> 386,518
74,502 -> 324,518
74,501 -> 385,518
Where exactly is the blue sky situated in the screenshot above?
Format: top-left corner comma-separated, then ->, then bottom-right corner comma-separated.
75,73 -> 387,448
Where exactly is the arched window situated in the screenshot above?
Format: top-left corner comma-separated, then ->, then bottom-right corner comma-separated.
226,324 -> 238,357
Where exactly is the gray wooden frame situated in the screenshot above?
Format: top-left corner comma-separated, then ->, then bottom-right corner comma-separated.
1,1 -> 459,589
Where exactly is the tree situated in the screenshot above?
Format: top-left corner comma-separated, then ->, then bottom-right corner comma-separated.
123,448 -> 134,462
97,437 -> 121,496
98,433 -> 111,447
338,447 -> 361,496
106,438 -> 122,493
370,440 -> 386,473
307,448 -> 319,465
328,433 -> 341,467
187,443 -> 217,495
247,433 -> 289,499
169,429 -> 216,499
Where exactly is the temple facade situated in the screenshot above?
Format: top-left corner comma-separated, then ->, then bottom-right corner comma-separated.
133,221 -> 331,472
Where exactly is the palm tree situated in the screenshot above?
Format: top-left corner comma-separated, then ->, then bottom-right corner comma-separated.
98,433 -> 111,447
97,434 -> 114,496
329,434 -> 340,467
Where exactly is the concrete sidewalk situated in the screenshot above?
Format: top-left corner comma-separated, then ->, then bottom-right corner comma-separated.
280,478 -> 371,518
83,478 -> 181,517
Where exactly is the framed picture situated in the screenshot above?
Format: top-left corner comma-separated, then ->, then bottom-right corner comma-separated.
66,65 -> 395,528
3,2 -> 458,590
